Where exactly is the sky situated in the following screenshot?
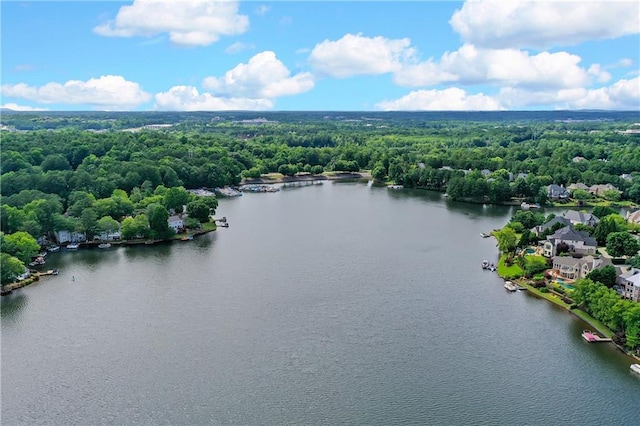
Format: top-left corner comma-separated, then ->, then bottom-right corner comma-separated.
1,0 -> 639,112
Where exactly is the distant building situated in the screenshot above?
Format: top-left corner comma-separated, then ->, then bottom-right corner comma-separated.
531,216 -> 571,236
54,230 -> 87,244
589,183 -> 620,197
546,184 -> 570,201
561,210 -> 600,227
572,156 -> 587,162
567,182 -> 589,192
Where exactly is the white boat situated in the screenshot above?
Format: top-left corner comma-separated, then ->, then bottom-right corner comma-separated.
521,202 -> 541,210
631,364 -> 640,375
48,245 -> 60,252
98,243 -> 111,249
504,281 -> 518,291
66,243 -> 79,250
482,260 -> 489,269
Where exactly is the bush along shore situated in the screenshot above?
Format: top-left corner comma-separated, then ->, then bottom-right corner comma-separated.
492,210 -> 640,361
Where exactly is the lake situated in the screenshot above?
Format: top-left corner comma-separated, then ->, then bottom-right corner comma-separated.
2,181 -> 639,425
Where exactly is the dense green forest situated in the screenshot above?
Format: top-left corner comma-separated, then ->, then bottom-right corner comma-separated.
2,110 -> 640,286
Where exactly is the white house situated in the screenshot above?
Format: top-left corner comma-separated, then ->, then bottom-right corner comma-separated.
54,230 -> 87,244
618,268 -> 640,302
168,215 -> 185,232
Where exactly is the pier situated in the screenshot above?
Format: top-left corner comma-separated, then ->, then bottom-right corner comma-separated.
581,330 -> 612,343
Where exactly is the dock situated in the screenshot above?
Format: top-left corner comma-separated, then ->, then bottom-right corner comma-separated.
581,330 -> 612,343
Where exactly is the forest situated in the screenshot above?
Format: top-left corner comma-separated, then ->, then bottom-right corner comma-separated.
1,110 -> 640,286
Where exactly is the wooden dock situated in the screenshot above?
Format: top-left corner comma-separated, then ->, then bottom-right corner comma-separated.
582,330 -> 612,343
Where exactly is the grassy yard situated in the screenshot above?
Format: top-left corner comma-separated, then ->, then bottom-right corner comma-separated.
497,254 -> 523,279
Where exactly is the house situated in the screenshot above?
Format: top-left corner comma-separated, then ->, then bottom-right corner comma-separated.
589,183 -> 620,197
572,156 -> 587,163
168,215 -> 185,232
620,174 -> 633,182
618,268 -> 640,302
542,225 -> 597,257
531,216 -> 571,236
551,255 -> 612,280
626,210 -> 640,225
561,210 -> 600,227
567,182 -> 589,193
54,230 -> 87,244
94,230 -> 121,242
546,184 -> 570,201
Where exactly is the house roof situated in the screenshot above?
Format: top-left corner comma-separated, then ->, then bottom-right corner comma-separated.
562,210 -> 600,225
533,216 -> 571,233
547,225 -> 597,247
627,210 -> 640,224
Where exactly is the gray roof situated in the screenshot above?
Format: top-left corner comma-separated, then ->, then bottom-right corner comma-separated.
533,216 -> 571,234
562,210 -> 600,225
548,225 -> 597,247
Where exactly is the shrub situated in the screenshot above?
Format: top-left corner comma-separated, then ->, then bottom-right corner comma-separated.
540,287 -> 549,293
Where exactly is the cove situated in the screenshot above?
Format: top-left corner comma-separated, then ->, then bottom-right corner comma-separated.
2,182 -> 638,425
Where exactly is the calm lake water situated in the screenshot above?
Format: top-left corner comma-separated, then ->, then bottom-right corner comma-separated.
2,182 -> 639,425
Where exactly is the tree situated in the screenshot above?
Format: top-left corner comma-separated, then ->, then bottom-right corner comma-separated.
186,199 -> 211,223
494,227 -> 517,253
593,216 -> 623,246
146,203 -> 171,239
371,161 -> 387,181
592,205 -> 618,219
163,186 -> 190,214
79,208 -> 99,240
606,232 -> 640,258
23,198 -> 63,239
97,216 -> 120,240
1,231 -> 40,264
1,253 -> 25,285
586,265 -> 617,288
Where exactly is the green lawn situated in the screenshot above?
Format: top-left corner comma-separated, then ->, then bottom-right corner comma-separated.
497,254 -> 523,279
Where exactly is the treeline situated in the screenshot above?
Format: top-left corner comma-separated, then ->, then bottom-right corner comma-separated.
572,278 -> 640,349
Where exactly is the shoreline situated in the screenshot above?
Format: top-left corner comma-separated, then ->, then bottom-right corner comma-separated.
240,171 -> 372,185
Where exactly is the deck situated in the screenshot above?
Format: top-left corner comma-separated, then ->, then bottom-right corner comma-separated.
581,330 -> 612,343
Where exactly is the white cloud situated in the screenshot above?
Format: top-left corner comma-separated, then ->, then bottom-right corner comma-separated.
94,0 -> 249,47
203,51 -> 314,98
1,75 -> 151,109
376,88 -> 503,111
255,5 -> 270,16
1,103 -> 48,111
450,0 -> 640,49
498,76 -> 640,110
308,33 -> 416,78
587,64 -> 612,84
225,41 -> 255,54
154,85 -> 273,111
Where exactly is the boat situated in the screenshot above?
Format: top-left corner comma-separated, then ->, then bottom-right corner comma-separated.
521,202 -> 541,210
582,330 -> 598,342
98,243 -> 111,249
480,232 -> 490,238
181,234 -> 194,241
387,184 -> 403,189
631,364 -> 640,374
66,243 -> 79,250
28,256 -> 46,267
219,222 -> 229,228
48,245 -> 60,252
504,281 -> 518,291
482,260 -> 489,269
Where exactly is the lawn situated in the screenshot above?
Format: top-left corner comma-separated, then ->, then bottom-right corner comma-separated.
497,254 -> 523,279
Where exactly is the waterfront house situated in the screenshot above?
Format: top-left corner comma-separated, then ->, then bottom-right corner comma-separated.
561,210 -> 600,227
620,174 -> 633,182
546,184 -> 570,201
542,225 -> 597,257
551,255 -> 612,280
531,216 -> 571,236
54,230 -> 87,244
617,268 -> 640,302
589,183 -> 621,197
168,215 -> 185,232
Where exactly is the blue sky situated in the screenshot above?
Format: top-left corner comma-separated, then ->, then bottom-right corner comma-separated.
1,0 -> 639,111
